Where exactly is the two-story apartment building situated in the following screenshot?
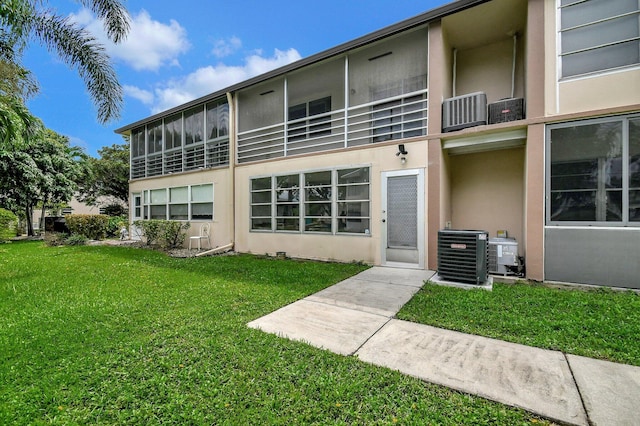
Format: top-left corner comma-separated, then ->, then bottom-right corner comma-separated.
116,0 -> 640,289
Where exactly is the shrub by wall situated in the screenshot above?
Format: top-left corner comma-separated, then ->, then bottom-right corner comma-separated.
107,215 -> 128,238
65,214 -> 110,240
0,209 -> 17,242
133,220 -> 190,249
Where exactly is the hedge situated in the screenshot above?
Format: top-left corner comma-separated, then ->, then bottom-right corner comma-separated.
0,209 -> 17,242
65,214 -> 110,240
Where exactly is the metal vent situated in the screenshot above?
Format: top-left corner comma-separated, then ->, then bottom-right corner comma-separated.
488,98 -> 525,124
488,238 -> 519,275
442,92 -> 487,132
438,229 -> 489,285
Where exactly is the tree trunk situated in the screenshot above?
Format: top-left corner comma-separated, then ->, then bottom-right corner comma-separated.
25,204 -> 34,236
39,194 -> 48,234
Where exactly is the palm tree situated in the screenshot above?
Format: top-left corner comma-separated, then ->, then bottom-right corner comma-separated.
0,0 -> 130,124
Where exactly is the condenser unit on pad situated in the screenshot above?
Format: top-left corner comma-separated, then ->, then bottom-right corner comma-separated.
437,230 -> 489,285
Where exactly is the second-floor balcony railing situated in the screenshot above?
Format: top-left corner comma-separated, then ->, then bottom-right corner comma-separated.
237,89 -> 428,163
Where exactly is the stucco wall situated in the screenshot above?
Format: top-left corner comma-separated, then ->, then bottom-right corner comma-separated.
234,141 -> 429,265
449,147 -> 525,252
129,167 -> 234,247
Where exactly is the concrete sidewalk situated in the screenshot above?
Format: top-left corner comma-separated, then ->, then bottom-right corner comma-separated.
248,267 -> 640,426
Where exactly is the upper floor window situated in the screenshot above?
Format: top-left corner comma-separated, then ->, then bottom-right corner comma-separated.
547,114 -> 640,224
559,0 -> 640,78
288,96 -> 332,142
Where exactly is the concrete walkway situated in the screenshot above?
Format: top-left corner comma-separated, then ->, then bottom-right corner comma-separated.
248,267 -> 640,426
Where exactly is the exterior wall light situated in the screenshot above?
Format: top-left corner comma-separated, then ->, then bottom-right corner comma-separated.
396,144 -> 408,164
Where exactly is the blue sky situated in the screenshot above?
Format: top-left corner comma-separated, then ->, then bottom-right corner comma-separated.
24,0 -> 448,157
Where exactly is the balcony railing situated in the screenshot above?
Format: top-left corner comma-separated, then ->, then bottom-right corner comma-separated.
237,89 -> 428,163
130,138 -> 229,180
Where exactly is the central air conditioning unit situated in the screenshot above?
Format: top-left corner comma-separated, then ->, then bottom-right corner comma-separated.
488,237 -> 519,275
437,229 -> 489,285
488,98 -> 525,124
442,92 -> 487,133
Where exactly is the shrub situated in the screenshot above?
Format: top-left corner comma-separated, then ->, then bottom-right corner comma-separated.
0,209 -> 17,242
106,215 -> 127,238
65,234 -> 88,246
102,203 -> 128,217
44,232 -> 67,246
65,214 -> 110,240
160,221 -> 191,249
133,220 -> 162,246
133,220 -> 191,249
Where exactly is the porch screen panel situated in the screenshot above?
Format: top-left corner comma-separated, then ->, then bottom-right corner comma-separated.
287,58 -> 345,155
630,118 -> 640,221
237,80 -> 285,163
387,175 -> 417,248
184,106 -> 205,171
347,28 -> 428,146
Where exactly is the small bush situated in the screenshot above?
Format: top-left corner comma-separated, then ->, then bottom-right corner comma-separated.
65,214 -> 110,240
44,232 -> 67,246
133,220 -> 191,249
160,221 -> 191,249
0,208 -> 17,242
102,203 -> 127,217
106,215 -> 127,238
65,234 -> 88,246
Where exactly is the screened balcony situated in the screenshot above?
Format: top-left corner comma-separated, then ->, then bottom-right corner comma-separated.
130,99 -> 229,180
237,28 -> 429,163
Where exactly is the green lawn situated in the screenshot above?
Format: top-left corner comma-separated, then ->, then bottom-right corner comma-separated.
398,280 -> 640,366
0,241 -> 546,425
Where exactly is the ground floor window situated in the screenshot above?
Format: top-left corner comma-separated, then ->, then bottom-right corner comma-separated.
547,114 -> 640,225
251,166 -> 370,234
141,184 -> 213,221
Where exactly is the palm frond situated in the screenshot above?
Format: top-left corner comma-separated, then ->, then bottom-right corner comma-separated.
76,0 -> 130,43
31,12 -> 122,123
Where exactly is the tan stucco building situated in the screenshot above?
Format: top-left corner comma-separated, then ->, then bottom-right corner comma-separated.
117,0 -> 640,289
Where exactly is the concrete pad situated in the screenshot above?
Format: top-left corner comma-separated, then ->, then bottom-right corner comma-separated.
353,267 -> 436,288
567,354 -> 640,426
429,274 -> 493,291
356,320 -> 588,426
305,277 -> 423,317
247,299 -> 389,355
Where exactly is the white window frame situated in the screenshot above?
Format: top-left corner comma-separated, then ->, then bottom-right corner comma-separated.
546,113 -> 640,226
141,184 -> 214,222
557,0 -> 640,79
250,166 -> 371,235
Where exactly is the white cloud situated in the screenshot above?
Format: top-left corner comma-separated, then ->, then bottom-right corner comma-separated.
212,36 -> 242,58
123,85 -> 154,106
126,48 -> 302,114
70,8 -> 190,71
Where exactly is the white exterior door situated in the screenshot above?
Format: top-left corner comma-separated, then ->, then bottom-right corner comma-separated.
131,193 -> 142,240
381,169 -> 425,269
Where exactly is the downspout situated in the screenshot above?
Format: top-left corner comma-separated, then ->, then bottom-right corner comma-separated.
198,91 -> 236,257
452,48 -> 457,97
227,90 -> 236,252
511,33 -> 517,99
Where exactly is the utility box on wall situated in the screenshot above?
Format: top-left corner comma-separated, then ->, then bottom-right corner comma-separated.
488,98 -> 525,124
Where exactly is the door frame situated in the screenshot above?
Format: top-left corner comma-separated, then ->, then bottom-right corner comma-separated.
381,168 -> 425,269
131,192 -> 143,240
